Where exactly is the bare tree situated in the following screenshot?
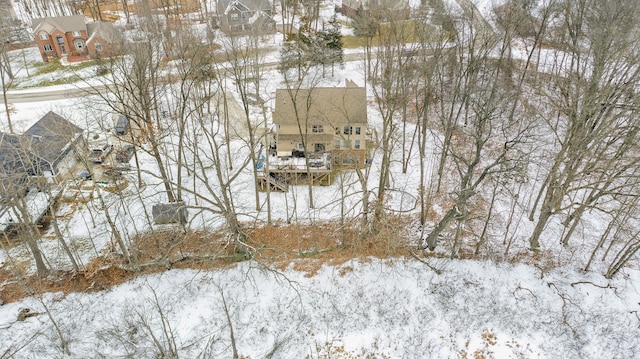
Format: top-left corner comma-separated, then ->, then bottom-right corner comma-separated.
423,8 -> 533,253
90,39 -> 177,203
528,0 -> 640,250
221,32 -> 268,211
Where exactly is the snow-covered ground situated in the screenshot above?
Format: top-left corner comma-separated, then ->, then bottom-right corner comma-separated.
1,259 -> 639,358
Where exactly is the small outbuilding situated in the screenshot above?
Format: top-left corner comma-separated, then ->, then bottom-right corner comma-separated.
152,202 -> 188,225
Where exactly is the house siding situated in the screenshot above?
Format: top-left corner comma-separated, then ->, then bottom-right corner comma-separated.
272,84 -> 368,168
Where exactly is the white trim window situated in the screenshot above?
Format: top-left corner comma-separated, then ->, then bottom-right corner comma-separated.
39,32 -> 48,40
312,125 -> 323,133
43,44 -> 53,52
74,39 -> 85,50
95,43 -> 102,51
72,30 -> 81,37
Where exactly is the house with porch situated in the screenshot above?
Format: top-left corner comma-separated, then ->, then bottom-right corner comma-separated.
263,80 -> 368,190
217,0 -> 276,35
32,15 -> 121,62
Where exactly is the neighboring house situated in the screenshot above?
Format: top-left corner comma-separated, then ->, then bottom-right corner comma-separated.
0,112 -> 84,199
24,111 -> 85,181
217,0 -> 276,34
341,0 -> 411,20
272,80 -> 368,168
32,15 -> 121,62
85,21 -> 122,59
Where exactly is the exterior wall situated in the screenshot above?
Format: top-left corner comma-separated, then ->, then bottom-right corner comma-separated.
34,31 -> 56,61
34,28 -> 88,62
87,35 -> 121,59
275,122 -> 367,167
333,148 -> 366,168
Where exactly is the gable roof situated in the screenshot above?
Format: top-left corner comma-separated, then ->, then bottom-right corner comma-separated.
86,21 -> 121,43
273,86 -> 367,126
24,111 -> 83,166
32,15 -> 87,34
217,0 -> 273,14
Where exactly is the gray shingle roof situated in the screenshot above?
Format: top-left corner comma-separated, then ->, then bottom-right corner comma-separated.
273,86 -> 367,126
24,111 -> 83,167
32,15 -> 87,34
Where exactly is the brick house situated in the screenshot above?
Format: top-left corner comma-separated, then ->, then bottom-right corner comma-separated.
272,80 -> 368,168
32,15 -> 121,62
217,0 -> 276,35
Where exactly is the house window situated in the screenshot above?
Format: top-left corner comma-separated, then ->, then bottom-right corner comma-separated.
95,43 -> 102,51
231,13 -> 239,21
344,140 -> 351,149
334,140 -> 340,149
355,139 -> 361,149
74,39 -> 84,50
343,126 -> 352,135
355,127 -> 361,135
43,45 -> 53,52
312,125 -> 323,133
335,127 -> 340,135
72,31 -> 81,37
342,156 -> 353,165
298,143 -> 304,150
39,32 -> 48,40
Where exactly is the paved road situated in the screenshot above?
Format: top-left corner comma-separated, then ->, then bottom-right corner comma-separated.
5,52 -> 369,104
6,83 -> 110,103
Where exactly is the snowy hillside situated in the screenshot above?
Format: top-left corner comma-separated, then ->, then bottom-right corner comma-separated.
1,259 -> 639,358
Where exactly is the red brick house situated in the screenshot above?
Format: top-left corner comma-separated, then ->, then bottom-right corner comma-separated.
32,15 -> 121,62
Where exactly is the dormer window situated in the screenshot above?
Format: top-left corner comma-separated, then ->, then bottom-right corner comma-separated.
72,30 -> 81,37
231,13 -> 239,21
39,32 -> 48,40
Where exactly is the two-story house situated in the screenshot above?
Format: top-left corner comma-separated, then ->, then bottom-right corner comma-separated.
217,0 -> 276,34
32,15 -> 121,62
272,80 -> 368,168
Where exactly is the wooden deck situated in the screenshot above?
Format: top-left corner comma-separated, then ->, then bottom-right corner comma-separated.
257,168 -> 333,192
